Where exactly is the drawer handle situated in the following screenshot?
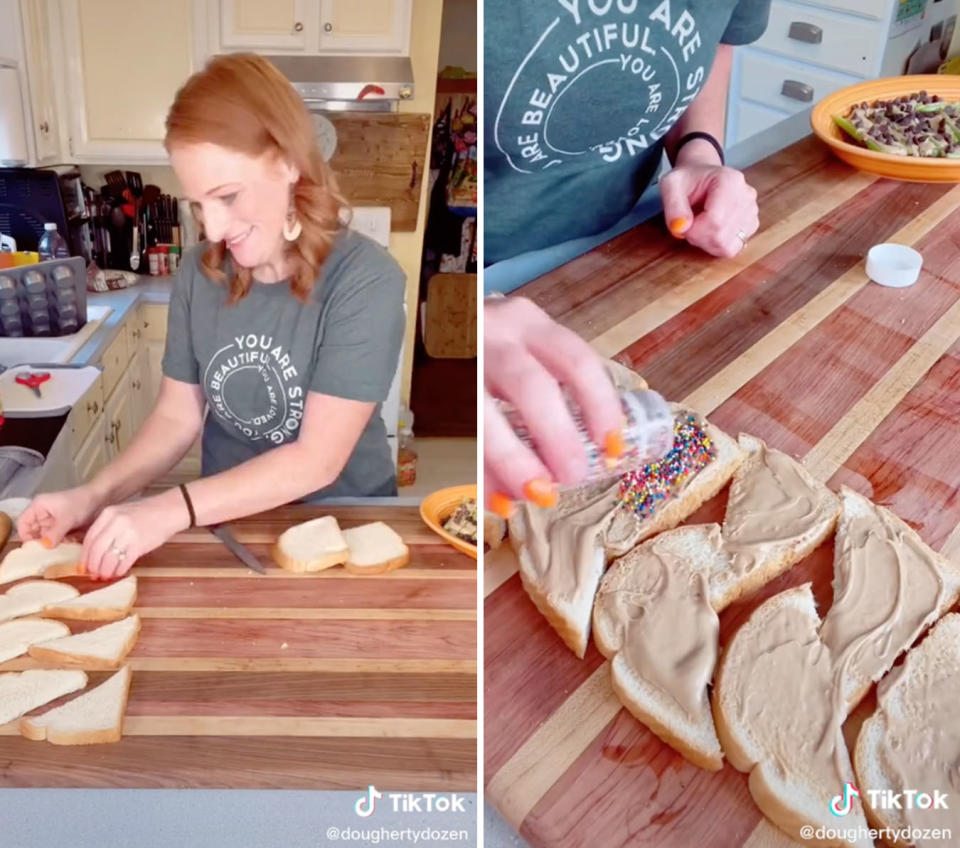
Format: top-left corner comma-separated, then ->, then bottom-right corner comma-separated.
781,80 -> 814,102
324,22 -> 332,32
294,21 -> 303,32
789,21 -> 822,44
86,400 -> 99,415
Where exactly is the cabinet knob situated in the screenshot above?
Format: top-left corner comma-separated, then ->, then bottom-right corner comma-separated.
781,80 -> 814,102
294,21 -> 303,32
788,21 -> 823,44
324,22 -> 333,32
39,121 -> 49,134
107,429 -> 115,444
86,400 -> 99,415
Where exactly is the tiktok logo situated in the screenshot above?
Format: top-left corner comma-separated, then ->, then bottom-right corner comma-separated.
830,782 -> 860,817
354,784 -> 383,818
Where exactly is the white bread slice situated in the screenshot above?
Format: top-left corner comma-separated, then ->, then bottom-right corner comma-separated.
21,665 -> 132,745
0,540 -> 84,585
0,668 -> 88,726
510,481 -> 621,658
0,580 -> 79,623
341,522 -> 410,575
715,434 -> 839,609
604,409 -> 743,559
28,614 -> 141,669
0,618 -> 70,664
272,516 -> 350,573
594,525 -> 726,770
820,487 -> 960,712
854,613 -> 960,843
713,584 -> 872,848
42,575 -> 137,622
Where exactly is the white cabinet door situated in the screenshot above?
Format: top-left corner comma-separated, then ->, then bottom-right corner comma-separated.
60,0 -> 205,162
74,414 -> 108,484
103,364 -> 134,459
318,0 -> 410,54
128,346 -> 151,433
19,0 -> 64,163
217,0 -> 311,51
140,303 -> 168,410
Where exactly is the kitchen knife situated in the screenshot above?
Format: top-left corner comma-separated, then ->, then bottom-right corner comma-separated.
210,524 -> 267,574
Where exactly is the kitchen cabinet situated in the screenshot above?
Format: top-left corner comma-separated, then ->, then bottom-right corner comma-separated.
73,413 -> 108,484
18,0 -> 65,164
59,0 -> 206,163
210,0 -> 411,55
128,347 -> 150,433
102,371 -> 133,459
217,0 -> 311,51
317,0 -> 410,54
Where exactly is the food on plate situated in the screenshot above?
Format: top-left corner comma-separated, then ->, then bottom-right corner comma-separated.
834,92 -> 960,158
443,498 -> 477,545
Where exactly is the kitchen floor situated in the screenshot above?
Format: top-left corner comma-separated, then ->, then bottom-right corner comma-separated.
400,436 -> 476,498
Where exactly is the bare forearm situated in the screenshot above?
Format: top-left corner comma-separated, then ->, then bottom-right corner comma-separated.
179,441 -> 344,526
665,44 -> 733,165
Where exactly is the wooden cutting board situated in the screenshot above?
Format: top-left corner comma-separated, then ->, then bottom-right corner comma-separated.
0,505 -> 476,790
328,113 -> 431,232
485,137 -> 960,847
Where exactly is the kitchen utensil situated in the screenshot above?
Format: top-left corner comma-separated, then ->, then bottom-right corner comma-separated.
210,524 -> 267,573
103,170 -> 126,192
419,484 -> 477,559
866,244 -> 923,288
14,371 -> 50,398
811,75 -> 960,183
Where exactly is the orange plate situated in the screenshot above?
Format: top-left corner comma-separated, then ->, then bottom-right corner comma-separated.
810,75 -> 960,183
419,484 -> 478,560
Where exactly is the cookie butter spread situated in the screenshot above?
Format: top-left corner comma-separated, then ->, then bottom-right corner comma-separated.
517,481 -> 620,603
595,527 -> 720,718
730,596 -> 848,783
872,617 -> 960,842
819,496 -> 946,706
722,439 -> 822,575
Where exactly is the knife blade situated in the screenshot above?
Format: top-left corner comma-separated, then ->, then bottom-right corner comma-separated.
210,524 -> 267,574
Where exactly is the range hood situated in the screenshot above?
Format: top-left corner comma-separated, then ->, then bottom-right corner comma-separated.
266,55 -> 414,112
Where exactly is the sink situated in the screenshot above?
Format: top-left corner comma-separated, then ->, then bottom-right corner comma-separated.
0,304 -> 114,368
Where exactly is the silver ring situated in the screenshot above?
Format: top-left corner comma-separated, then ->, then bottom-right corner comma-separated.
109,542 -> 127,560
737,230 -> 749,247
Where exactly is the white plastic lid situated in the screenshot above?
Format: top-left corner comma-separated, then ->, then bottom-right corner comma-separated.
865,244 -> 922,289
43,222 -> 57,231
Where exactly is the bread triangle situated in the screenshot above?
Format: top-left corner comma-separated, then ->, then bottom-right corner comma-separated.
604,408 -> 743,558
594,524 -> 726,770
341,522 -> 410,575
0,540 -> 83,585
0,618 -> 70,664
28,614 -> 140,669
0,581 -> 79,623
0,668 -> 88,726
272,516 -> 349,573
820,487 -> 960,712
42,576 -> 137,621
715,434 -> 839,608
712,584 -> 872,847
854,613 -> 960,837
21,665 -> 132,745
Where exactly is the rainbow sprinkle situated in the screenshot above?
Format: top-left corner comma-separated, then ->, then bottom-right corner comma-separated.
617,414 -> 716,518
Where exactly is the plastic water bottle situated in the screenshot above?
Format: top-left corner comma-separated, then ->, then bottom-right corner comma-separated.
37,223 -> 70,261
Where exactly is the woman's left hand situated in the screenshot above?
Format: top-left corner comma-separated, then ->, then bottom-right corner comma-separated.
82,494 -> 188,581
659,162 -> 759,259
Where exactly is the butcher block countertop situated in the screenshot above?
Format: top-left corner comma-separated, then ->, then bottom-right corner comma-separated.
0,505 -> 477,791
484,137 -> 960,848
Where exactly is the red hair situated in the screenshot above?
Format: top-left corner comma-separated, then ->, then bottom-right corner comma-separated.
165,53 -> 346,303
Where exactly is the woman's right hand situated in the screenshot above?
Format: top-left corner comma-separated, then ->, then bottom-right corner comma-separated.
17,485 -> 103,546
484,296 -> 623,517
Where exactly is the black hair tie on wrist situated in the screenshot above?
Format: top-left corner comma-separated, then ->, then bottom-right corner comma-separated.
179,483 -> 197,529
674,131 -> 725,166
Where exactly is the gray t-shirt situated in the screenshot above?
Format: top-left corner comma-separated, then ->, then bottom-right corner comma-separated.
161,229 -> 405,500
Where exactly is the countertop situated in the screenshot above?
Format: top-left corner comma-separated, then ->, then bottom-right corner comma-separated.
0,504 -> 477,790
484,135 -> 960,848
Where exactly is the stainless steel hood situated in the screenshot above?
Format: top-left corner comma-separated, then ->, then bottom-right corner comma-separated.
266,55 -> 414,112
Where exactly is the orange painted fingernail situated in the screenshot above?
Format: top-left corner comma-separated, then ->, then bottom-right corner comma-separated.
40,537 -> 53,549
523,479 -> 558,509
489,493 -> 514,519
77,562 -> 86,575
668,217 -> 689,237
605,429 -> 626,461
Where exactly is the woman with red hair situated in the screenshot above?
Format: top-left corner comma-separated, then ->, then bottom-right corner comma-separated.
18,54 -> 405,579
